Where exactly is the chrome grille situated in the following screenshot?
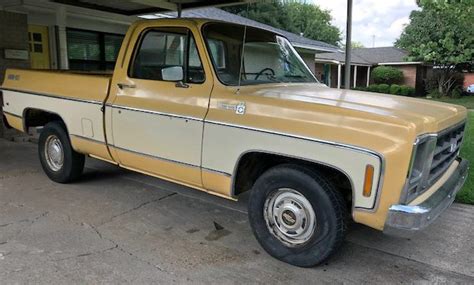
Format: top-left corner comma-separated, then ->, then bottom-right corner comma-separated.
428,123 -> 465,185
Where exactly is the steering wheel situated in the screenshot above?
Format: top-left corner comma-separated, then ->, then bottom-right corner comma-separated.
255,68 -> 275,80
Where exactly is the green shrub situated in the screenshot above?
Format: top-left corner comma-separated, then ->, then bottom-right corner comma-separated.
400,85 -> 415,96
372,66 -> 403,85
377,84 -> 390,94
367,84 -> 380,93
450,88 -> 462,98
427,89 -> 442,98
389,84 -> 401,95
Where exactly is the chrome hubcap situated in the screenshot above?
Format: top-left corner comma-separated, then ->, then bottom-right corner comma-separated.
264,188 -> 316,246
45,135 -> 64,172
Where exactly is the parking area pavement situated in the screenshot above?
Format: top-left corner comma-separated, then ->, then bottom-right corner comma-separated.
0,139 -> 473,284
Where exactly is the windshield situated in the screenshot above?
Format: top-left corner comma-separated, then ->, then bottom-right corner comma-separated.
202,23 -> 317,86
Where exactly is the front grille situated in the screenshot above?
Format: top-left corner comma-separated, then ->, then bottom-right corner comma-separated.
427,123 -> 465,185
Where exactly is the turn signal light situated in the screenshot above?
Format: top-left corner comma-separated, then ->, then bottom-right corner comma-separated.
363,165 -> 374,197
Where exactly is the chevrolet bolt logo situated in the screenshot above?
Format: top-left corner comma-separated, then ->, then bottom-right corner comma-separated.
282,210 -> 296,226
449,139 -> 458,153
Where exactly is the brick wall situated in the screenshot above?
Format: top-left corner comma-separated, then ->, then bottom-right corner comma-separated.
464,73 -> 474,89
0,11 -> 30,138
393,64 -> 417,87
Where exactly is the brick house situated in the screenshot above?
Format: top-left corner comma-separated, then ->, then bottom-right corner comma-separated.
315,47 -> 428,95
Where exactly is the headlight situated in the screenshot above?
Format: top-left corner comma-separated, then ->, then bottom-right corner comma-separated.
401,134 -> 437,204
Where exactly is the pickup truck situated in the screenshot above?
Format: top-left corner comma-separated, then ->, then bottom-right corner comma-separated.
1,18 -> 469,267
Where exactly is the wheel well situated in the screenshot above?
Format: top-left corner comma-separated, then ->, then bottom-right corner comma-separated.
233,152 -> 353,209
23,109 -> 66,132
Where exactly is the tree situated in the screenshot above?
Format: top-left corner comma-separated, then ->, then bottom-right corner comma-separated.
395,0 -> 473,97
341,41 -> 365,49
223,1 -> 342,46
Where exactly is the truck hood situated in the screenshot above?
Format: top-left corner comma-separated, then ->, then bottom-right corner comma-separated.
244,83 -> 467,134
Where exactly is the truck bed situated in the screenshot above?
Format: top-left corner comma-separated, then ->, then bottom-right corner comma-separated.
1,69 -> 111,103
1,68 -> 113,162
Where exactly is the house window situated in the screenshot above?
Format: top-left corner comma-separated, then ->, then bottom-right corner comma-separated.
67,29 -> 124,71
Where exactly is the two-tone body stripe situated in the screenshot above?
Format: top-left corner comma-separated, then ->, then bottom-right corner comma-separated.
108,104 -> 202,122
2,110 -> 22,118
70,134 -> 232,177
0,87 -> 102,105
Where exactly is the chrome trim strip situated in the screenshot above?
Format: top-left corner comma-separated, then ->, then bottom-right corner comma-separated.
202,167 -> 232,177
70,134 -> 105,144
110,144 -> 200,169
71,134 -> 232,177
3,111 -> 22,119
107,104 -> 203,122
111,144 -> 231,177
0,87 -> 103,105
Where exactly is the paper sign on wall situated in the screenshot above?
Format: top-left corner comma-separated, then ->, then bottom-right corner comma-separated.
4,49 -> 29,60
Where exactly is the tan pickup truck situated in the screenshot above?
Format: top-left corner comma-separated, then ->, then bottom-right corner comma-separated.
1,18 -> 469,267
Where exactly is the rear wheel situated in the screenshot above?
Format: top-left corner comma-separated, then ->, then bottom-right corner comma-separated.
248,164 -> 347,267
38,121 -> 85,183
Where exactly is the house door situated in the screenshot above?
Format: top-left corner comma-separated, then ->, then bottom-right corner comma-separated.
28,25 -> 50,69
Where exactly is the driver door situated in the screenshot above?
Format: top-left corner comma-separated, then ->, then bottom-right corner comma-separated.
108,26 -> 213,188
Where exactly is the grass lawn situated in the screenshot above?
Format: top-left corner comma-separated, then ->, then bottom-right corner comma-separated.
430,95 -> 474,109
457,111 -> 474,204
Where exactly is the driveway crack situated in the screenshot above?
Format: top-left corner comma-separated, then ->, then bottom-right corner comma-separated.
96,192 -> 177,227
0,211 -> 49,228
51,245 -> 118,262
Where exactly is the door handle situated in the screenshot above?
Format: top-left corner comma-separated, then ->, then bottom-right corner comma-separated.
175,81 -> 189,89
117,83 -> 136,89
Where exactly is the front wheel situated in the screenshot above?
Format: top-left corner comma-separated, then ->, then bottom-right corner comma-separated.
38,121 -> 85,183
248,164 -> 347,267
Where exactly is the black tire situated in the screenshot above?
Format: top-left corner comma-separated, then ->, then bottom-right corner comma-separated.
38,121 -> 85,183
248,164 -> 347,267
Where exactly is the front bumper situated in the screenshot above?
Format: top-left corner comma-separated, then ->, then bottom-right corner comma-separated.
384,157 -> 469,235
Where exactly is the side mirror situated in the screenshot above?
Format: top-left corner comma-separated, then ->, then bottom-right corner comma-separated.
162,66 -> 184,82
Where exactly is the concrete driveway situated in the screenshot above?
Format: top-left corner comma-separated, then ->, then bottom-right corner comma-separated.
0,139 -> 473,284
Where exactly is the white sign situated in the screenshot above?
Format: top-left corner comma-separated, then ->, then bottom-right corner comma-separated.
4,49 -> 29,60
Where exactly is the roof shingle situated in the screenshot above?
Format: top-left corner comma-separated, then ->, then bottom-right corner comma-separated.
170,8 -> 340,52
315,46 -> 411,65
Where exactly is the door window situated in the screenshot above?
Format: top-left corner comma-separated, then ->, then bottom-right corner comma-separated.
130,28 -> 205,84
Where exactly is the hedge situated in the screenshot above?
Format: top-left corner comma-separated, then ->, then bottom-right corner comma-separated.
389,84 -> 401,95
377,84 -> 390,94
360,84 -> 416,96
400,85 -> 415,96
372,66 -> 404,85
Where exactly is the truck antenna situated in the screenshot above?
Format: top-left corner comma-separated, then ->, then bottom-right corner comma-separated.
237,3 -> 250,94
236,25 -> 247,95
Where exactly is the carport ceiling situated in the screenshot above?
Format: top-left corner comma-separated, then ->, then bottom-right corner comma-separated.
52,0 -> 253,15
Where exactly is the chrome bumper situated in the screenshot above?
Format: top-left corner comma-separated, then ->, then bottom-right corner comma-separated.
384,157 -> 469,235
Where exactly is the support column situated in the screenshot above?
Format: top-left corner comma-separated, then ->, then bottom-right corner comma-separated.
337,64 -> 342,89
353,65 -> 357,88
56,5 -> 68,70
344,0 -> 353,90
366,66 -> 371,87
327,65 -> 331,87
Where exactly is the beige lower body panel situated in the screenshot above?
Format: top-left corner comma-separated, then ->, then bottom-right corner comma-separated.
202,122 -> 383,210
